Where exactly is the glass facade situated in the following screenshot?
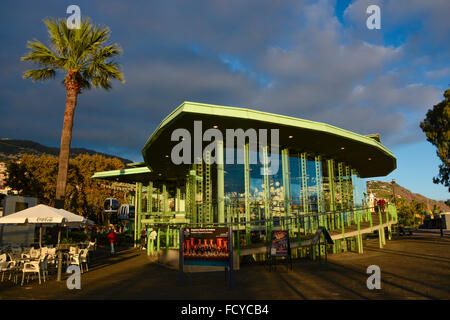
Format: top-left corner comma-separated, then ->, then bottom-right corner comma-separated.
218,145 -> 366,223
150,146 -> 368,227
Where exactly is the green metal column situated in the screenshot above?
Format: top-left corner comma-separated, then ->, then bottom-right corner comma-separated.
338,162 -> 345,211
386,204 -> 391,240
185,177 -> 191,220
204,151 -> 212,224
148,229 -> 153,256
134,183 -> 139,247
244,142 -> 251,244
345,165 -> 353,212
315,155 -> 325,227
337,162 -> 345,233
300,153 -> 309,215
156,228 -> 160,254
191,164 -> 198,223
162,184 -> 168,213
137,182 -> 143,242
156,188 -> 160,212
345,166 -> 353,232
176,186 -> 181,213
196,157 -> 203,224
282,148 -> 292,234
300,152 -> 309,235
378,205 -> 384,248
166,225 -> 169,251
327,159 -> 336,230
147,181 -> 153,213
263,146 -> 271,240
217,139 -> 225,224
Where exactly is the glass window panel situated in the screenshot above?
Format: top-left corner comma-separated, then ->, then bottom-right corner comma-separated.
289,153 -> 302,214
307,158 -> 318,213
224,147 -> 245,205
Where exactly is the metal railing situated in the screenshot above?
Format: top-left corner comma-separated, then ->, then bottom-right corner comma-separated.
138,201 -> 397,254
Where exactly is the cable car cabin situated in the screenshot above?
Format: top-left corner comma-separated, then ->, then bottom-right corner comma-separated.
119,204 -> 135,220
104,198 -> 120,213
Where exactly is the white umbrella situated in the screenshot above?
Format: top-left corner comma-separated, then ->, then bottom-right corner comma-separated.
0,204 -> 86,247
58,209 -> 85,226
0,204 -> 66,224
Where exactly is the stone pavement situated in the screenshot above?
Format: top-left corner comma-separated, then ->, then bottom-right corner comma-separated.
0,233 -> 448,300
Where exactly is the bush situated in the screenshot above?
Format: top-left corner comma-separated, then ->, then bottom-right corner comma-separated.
69,231 -> 89,242
60,237 -> 74,244
91,232 -> 133,247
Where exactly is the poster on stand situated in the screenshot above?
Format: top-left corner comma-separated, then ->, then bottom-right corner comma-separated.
183,227 -> 230,266
270,230 -> 290,257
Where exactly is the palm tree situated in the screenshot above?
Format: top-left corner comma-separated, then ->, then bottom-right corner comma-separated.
21,17 -> 124,209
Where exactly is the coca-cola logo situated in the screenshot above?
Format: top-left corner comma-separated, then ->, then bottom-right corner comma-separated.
36,217 -> 54,222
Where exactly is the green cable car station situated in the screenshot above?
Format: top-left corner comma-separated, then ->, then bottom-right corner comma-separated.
93,101 -> 398,266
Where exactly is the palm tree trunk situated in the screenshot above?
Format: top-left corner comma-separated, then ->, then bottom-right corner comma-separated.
55,88 -> 78,209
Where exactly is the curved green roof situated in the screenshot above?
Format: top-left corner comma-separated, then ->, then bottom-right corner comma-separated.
142,101 -> 396,179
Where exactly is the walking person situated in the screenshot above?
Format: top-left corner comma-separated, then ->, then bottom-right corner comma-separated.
107,228 -> 118,256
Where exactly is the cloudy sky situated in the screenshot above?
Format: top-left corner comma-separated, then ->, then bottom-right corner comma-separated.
0,0 -> 449,200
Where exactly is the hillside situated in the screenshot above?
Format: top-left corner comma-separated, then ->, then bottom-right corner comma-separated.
0,138 -> 132,164
367,180 -> 450,213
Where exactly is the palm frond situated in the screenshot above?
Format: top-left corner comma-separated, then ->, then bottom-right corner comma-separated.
21,39 -> 65,68
22,17 -> 124,89
23,68 -> 56,81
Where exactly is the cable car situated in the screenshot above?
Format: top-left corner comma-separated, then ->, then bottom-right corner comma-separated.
104,198 -> 120,214
118,204 -> 135,220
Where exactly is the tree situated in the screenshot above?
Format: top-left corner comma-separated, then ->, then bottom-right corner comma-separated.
21,18 -> 124,208
396,197 -> 428,228
420,89 -> 450,192
432,204 -> 442,218
396,198 -> 415,227
5,153 -> 127,225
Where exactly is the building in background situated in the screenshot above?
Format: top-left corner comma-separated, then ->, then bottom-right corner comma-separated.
93,102 -> 398,264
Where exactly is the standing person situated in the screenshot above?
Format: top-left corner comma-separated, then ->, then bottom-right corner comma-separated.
149,228 -> 157,255
140,228 -> 147,250
107,228 -> 118,256
377,198 -> 386,214
368,193 -> 375,213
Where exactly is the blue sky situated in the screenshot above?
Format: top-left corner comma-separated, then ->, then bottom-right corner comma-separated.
0,0 -> 448,200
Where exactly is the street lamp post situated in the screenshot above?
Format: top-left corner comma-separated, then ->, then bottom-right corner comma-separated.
391,179 -> 397,234
391,179 -> 396,206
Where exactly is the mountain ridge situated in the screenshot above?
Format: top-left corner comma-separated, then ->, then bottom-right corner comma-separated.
0,138 -> 132,164
367,180 -> 450,213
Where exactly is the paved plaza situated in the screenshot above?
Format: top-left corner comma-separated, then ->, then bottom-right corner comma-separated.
1,232 -> 449,300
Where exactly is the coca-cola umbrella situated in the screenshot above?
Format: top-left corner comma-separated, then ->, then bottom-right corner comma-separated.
0,204 -> 85,247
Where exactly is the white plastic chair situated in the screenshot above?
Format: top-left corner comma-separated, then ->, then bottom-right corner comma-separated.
21,255 -> 47,286
0,254 -> 6,263
46,248 -> 57,266
11,247 -> 22,256
1,260 -> 18,283
21,252 -> 31,260
68,252 -> 83,273
29,248 -> 40,260
22,247 -> 31,254
39,254 -> 49,281
80,249 -> 89,272
88,240 -> 97,251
